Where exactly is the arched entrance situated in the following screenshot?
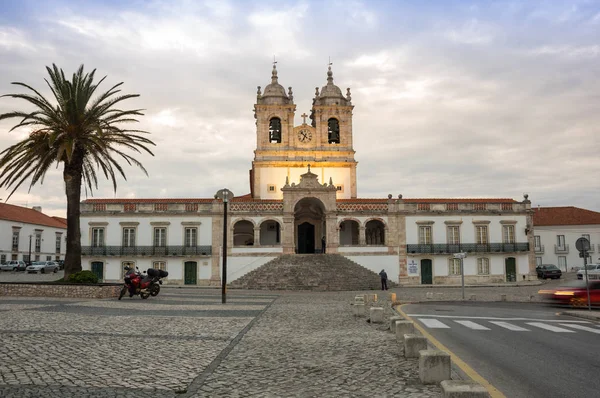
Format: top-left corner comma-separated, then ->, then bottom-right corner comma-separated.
294,197 -> 326,254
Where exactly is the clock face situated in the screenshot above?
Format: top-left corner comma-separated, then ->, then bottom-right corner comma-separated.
298,129 -> 312,143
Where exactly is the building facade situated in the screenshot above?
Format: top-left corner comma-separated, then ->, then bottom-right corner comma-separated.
0,203 -> 67,265
532,207 -> 600,271
80,65 -> 536,285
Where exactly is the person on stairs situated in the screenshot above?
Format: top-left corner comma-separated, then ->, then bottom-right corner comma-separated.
379,269 -> 388,291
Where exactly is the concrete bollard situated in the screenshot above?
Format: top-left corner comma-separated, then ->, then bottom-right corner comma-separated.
419,350 -> 451,384
469,294 -> 476,301
355,295 -> 366,305
500,294 -> 507,302
441,380 -> 490,397
404,334 -> 428,358
389,316 -> 403,332
370,307 -> 384,323
389,292 -> 397,302
395,320 -> 415,342
367,293 -> 378,303
353,303 -> 365,317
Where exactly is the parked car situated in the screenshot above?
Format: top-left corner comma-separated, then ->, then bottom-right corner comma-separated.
0,260 -> 27,272
538,280 -> 600,307
536,264 -> 562,279
576,264 -> 600,280
26,261 -> 59,274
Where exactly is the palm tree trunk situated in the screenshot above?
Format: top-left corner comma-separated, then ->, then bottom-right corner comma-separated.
63,151 -> 84,280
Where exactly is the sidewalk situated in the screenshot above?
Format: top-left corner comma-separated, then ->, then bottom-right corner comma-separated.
561,309 -> 600,321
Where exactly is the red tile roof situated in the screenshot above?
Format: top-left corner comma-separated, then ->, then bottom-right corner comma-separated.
83,198 -> 215,204
533,207 -> 600,226
0,203 -> 68,229
52,216 -> 67,226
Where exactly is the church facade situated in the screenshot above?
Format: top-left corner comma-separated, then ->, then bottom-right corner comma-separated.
79,65 -> 536,286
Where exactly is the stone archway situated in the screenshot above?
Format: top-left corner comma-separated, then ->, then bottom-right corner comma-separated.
294,197 -> 326,253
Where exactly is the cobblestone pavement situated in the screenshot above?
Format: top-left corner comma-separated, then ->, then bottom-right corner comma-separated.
0,289 -> 440,397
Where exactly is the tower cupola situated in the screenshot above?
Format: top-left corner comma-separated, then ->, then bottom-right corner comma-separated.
257,64 -> 293,105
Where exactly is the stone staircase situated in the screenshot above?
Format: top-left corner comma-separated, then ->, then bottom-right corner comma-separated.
230,254 -> 395,291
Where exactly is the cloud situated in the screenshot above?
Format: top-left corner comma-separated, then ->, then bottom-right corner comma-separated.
527,45 -> 600,59
444,19 -> 496,45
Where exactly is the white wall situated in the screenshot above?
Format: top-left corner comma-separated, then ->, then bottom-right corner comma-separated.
344,255 -> 398,282
534,225 -> 600,270
407,254 -> 530,280
258,166 -> 352,199
0,219 -> 66,263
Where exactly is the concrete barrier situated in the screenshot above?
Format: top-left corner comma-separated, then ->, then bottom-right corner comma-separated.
353,303 -> 365,317
394,320 -> 415,342
418,350 -> 451,384
367,293 -> 378,303
403,334 -> 428,358
370,307 -> 384,323
389,316 -> 403,332
440,380 -> 490,397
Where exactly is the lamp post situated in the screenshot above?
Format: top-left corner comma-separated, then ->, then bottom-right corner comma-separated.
215,188 -> 234,304
28,234 -> 32,266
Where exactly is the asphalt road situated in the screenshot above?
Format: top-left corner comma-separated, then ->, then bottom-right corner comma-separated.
403,302 -> 600,398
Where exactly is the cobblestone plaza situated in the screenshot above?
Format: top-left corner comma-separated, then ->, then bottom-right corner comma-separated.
0,288 -> 442,398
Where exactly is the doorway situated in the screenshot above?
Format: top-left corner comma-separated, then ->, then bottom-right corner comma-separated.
297,222 -> 315,254
505,257 -> 516,282
421,259 -> 433,284
91,262 -> 104,281
184,261 -> 197,285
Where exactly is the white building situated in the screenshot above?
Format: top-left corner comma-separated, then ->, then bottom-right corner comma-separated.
0,203 -> 67,265
532,207 -> 600,271
79,64 -> 536,286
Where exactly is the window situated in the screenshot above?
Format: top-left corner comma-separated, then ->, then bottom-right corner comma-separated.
91,228 -> 105,247
475,226 -> 488,244
154,228 -> 167,247
46,256 -> 51,261
477,258 -> 490,275
34,233 -> 42,253
557,235 -> 565,250
449,258 -> 461,275
447,226 -> 460,245
55,256 -> 60,261
12,231 -> 19,251
23,255 -> 30,263
121,261 -> 135,278
34,255 -> 40,261
419,226 -> 432,244
153,261 -> 166,271
336,185 -> 344,193
185,228 -> 197,247
269,117 -> 282,143
55,234 -> 62,254
122,228 -> 136,247
503,225 -> 515,244
0,254 -> 5,264
11,254 -> 17,261
267,184 -> 276,193
327,118 -> 340,144
536,257 -> 542,266
558,256 -> 567,271
534,235 -> 541,249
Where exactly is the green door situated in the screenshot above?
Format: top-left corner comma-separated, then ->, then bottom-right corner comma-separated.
91,262 -> 104,281
184,261 -> 197,285
505,257 -> 516,282
421,259 -> 433,284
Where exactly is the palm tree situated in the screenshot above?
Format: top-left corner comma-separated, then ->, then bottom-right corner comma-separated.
0,64 -> 155,279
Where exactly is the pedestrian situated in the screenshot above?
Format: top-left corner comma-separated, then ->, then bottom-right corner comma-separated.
379,269 -> 388,291
321,236 -> 326,253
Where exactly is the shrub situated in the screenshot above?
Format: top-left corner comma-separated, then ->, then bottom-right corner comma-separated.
67,271 -> 99,284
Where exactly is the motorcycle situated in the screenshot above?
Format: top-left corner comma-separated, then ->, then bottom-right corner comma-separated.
118,266 -> 168,300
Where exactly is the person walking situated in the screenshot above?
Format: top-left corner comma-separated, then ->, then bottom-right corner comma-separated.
379,269 -> 388,291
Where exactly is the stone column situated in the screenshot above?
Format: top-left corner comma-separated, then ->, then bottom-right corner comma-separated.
254,227 -> 260,247
359,226 -> 366,245
283,215 -> 295,254
326,213 -> 339,253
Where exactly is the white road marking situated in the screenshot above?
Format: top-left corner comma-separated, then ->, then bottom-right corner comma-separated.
419,318 -> 451,328
407,314 -> 590,323
560,323 -> 600,334
526,322 -> 575,333
489,321 -> 530,331
454,320 -> 490,330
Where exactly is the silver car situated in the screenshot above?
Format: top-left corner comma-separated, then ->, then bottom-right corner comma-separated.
26,261 -> 59,274
0,260 -> 26,271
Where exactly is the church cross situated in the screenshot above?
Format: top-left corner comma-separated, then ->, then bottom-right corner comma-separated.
301,113 -> 308,125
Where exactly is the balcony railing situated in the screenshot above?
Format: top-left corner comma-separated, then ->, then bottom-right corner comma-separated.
534,245 -> 544,254
406,243 -> 529,254
554,244 -> 569,254
82,245 -> 212,257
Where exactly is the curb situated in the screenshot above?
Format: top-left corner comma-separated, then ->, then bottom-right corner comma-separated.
559,311 -> 600,322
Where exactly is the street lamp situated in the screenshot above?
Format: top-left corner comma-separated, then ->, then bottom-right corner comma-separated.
28,234 -> 32,266
215,188 -> 234,304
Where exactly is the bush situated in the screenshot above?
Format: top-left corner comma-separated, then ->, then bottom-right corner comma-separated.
67,271 -> 99,284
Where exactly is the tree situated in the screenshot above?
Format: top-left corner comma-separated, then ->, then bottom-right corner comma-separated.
0,64 -> 155,279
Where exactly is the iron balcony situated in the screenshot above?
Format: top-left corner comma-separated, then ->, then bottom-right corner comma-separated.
81,245 -> 212,256
406,243 -> 529,254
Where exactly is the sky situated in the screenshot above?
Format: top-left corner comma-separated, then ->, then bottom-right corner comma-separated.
0,0 -> 599,217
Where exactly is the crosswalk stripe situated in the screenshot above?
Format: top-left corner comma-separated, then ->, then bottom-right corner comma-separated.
560,324 -> 600,334
489,321 -> 530,331
454,320 -> 490,330
526,322 -> 575,333
419,318 -> 450,328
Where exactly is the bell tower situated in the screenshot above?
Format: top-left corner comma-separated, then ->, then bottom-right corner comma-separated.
251,63 -> 358,199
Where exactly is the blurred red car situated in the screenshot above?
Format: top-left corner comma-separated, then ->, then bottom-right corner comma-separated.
539,280 -> 600,307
